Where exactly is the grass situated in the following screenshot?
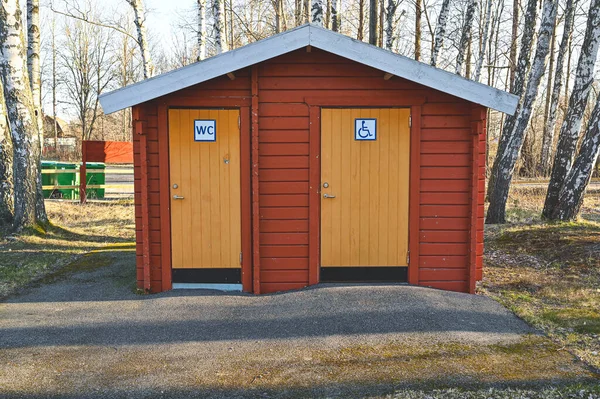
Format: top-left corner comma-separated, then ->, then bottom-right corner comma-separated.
482,185 -> 600,372
0,200 -> 135,298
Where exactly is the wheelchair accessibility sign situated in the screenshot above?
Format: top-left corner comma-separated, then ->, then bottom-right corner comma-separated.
194,119 -> 216,142
355,118 -> 377,141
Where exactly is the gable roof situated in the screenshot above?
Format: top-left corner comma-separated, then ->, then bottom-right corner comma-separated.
99,24 -> 518,115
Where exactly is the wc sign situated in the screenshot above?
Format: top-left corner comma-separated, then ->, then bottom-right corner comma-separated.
194,120 -> 216,142
355,118 -> 377,141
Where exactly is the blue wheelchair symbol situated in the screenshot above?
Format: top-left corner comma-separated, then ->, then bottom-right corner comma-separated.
355,118 -> 377,141
357,120 -> 372,138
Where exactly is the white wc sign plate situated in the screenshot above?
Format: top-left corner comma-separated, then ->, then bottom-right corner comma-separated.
194,120 -> 216,142
355,118 -> 377,141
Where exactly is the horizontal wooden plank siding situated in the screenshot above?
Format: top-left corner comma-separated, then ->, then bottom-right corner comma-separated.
130,48 -> 484,295
418,98 -> 473,292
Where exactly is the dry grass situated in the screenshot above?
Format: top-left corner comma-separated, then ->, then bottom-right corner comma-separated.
0,200 -> 134,298
482,186 -> 600,371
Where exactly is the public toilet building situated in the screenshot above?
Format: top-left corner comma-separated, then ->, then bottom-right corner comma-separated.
99,24 -> 518,295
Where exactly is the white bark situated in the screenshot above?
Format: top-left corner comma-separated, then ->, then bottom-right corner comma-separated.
486,0 -> 538,203
543,0 -> 600,219
126,0 -> 153,79
540,0 -> 577,174
331,0 -> 341,31
26,0 -> 45,223
0,0 -> 45,229
26,0 -> 42,139
311,0 -> 324,25
430,0 -> 451,67
486,0 -> 558,223
384,0 -> 398,50
473,0 -> 493,82
0,78 -> 13,224
213,0 -> 227,54
454,0 -> 478,75
198,0 -> 207,60
552,96 -> 600,220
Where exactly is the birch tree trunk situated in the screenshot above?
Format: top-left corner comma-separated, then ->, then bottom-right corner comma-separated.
273,0 -> 282,32
311,0 -> 324,25
551,97 -> 600,220
543,0 -> 600,219
455,0 -> 478,75
295,0 -> 303,25
486,0 -> 537,200
126,0 -> 153,79
304,0 -> 310,23
509,0 -> 519,91
540,0 -> 575,175
213,0 -> 228,53
0,78 -> 14,225
26,0 -> 45,224
486,0 -> 558,223
430,0 -> 451,67
197,0 -> 207,60
26,0 -> 42,137
331,0 -> 341,31
473,0 -> 493,82
384,0 -> 398,49
369,0 -> 377,44
0,0 -> 46,230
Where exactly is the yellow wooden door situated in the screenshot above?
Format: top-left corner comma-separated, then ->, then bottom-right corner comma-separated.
168,109 -> 241,269
321,108 -> 410,267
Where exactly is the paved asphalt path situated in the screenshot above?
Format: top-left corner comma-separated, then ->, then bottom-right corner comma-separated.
0,250 -> 593,398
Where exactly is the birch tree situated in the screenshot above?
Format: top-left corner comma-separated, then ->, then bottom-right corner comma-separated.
473,0 -> 493,82
384,0 -> 398,49
455,0 -> 478,75
26,0 -> 45,222
430,0 -> 451,67
304,0 -> 310,23
125,0 -> 152,78
540,0 -> 577,174
509,0 -> 519,90
27,0 -> 42,137
486,0 -> 558,223
213,0 -> 227,53
0,79 -> 13,225
331,0 -> 341,31
543,0 -> 600,219
486,0 -> 538,200
312,0 -> 324,25
295,0 -> 303,25
550,96 -> 600,220
197,0 -> 207,60
0,0 -> 47,230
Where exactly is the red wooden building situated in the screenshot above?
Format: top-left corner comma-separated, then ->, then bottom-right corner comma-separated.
99,24 -> 518,295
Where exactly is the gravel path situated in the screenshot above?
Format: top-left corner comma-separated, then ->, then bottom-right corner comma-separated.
0,249 -> 594,398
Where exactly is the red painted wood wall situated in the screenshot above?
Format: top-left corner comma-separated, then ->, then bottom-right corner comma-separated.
131,48 -> 486,295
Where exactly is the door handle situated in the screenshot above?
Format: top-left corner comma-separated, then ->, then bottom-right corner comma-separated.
173,195 -> 184,200
323,193 -> 336,198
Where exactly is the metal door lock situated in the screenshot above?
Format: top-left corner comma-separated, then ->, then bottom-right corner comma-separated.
323,182 -> 329,188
